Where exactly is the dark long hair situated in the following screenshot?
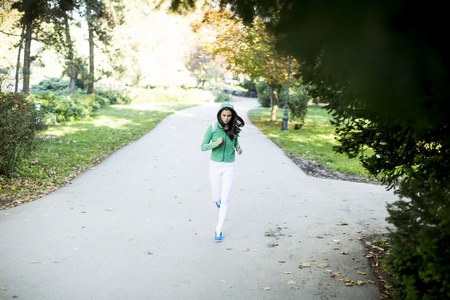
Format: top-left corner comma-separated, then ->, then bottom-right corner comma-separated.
217,107 -> 245,141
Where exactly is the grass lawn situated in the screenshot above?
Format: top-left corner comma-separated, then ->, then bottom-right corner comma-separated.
0,102 -> 196,209
248,105 -> 372,178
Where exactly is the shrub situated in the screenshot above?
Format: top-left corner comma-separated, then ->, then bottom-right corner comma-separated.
256,80 -> 271,107
26,93 -> 104,125
385,175 -> 450,299
286,88 -> 309,130
214,91 -> 232,102
239,79 -> 257,94
30,78 -> 74,95
94,88 -> 132,105
0,92 -> 46,177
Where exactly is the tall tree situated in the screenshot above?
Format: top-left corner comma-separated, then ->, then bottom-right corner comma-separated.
42,0 -> 80,94
11,0 -> 49,93
194,9 -> 293,120
83,0 -> 123,94
9,0 -> 79,93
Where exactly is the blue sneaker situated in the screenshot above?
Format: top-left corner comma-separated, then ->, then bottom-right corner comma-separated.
214,231 -> 223,242
215,201 -> 221,209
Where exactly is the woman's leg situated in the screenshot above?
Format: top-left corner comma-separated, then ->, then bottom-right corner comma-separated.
209,162 -> 223,205
216,163 -> 235,232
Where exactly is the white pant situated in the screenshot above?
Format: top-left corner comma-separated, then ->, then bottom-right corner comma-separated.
209,161 -> 236,231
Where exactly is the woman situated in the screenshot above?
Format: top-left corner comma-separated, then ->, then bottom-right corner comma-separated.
201,103 -> 245,242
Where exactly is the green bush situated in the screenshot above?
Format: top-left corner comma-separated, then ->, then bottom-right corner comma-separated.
385,175 -> 450,299
94,88 -> 132,105
256,81 -> 271,107
239,79 -> 257,94
214,91 -> 232,102
0,92 -> 46,177
26,93 -> 104,125
286,88 -> 309,130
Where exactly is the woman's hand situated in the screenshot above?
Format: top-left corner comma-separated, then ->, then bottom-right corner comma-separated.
236,146 -> 242,155
216,137 -> 223,146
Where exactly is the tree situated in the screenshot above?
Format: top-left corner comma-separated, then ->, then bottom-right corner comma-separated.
8,0 -> 80,93
41,0 -> 80,94
82,0 -> 123,94
11,0 -> 49,93
194,9 -> 294,120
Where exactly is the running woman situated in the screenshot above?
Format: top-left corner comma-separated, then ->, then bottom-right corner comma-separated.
201,103 -> 245,242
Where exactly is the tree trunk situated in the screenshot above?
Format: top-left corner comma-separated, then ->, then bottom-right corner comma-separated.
22,20 -> 33,93
15,25 -> 25,93
270,84 -> 278,121
87,7 -> 94,94
64,15 -> 76,95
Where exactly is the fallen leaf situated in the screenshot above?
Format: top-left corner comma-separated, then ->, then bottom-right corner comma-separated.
340,252 -> 349,255
263,287 -> 271,291
290,286 -> 299,290
356,281 -> 365,286
318,263 -> 329,268
287,280 -> 296,285
278,260 -> 286,263
298,262 -> 311,268
357,271 -> 366,275
0,286 -> 7,290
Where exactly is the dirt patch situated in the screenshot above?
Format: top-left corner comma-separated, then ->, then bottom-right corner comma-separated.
286,152 -> 380,185
361,235 -> 395,299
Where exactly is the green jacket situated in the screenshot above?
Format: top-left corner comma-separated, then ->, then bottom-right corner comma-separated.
201,104 -> 240,162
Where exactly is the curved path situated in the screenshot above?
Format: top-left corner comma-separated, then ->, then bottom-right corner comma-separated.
0,97 -> 398,299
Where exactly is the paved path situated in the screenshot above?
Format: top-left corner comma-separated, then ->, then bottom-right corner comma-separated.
0,98 -> 398,300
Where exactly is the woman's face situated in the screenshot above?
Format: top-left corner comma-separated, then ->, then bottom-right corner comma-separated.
220,109 -> 232,125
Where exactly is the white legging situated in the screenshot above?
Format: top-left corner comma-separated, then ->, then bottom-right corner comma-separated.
209,161 -> 236,232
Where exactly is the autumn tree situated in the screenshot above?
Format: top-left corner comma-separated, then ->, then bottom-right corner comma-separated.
194,9 -> 294,121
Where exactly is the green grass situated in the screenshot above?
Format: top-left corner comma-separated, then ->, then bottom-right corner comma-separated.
248,106 -> 372,177
0,102 -> 196,209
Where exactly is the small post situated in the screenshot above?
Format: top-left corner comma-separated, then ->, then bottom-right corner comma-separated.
35,101 -> 41,123
281,56 -> 291,131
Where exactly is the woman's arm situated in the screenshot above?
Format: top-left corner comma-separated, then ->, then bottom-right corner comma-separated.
201,124 -> 220,151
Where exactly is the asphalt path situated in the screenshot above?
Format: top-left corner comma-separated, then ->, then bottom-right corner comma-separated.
0,97 -> 398,299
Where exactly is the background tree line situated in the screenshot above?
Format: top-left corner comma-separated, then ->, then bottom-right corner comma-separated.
0,0 -> 123,94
